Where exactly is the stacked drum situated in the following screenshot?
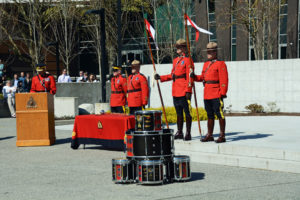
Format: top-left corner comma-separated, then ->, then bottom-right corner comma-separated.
112,110 -> 191,185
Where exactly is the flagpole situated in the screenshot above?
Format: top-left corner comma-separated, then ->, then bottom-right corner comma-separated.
184,13 -> 202,139
144,19 -> 169,129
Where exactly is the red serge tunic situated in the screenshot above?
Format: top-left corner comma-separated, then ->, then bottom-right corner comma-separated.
127,73 -> 149,107
30,74 -> 56,95
194,60 -> 228,100
110,75 -> 127,107
160,55 -> 194,97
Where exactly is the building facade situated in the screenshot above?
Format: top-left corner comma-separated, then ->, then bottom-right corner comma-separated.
194,0 -> 299,62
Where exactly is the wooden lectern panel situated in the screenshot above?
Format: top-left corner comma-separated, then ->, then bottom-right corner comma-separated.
15,93 -> 55,146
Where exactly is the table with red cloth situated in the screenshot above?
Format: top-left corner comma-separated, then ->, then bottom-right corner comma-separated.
71,114 -> 135,150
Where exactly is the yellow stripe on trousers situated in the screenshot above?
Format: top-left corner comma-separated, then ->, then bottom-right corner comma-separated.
219,98 -> 225,119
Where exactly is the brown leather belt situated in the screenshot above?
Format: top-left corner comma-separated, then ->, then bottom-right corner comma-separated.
35,90 -> 48,92
175,74 -> 186,79
127,89 -> 141,93
204,80 -> 219,84
173,74 -> 186,81
111,91 -> 124,94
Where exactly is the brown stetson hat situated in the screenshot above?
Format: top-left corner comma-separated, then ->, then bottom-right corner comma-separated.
202,42 -> 220,51
175,39 -> 187,48
131,60 -> 141,66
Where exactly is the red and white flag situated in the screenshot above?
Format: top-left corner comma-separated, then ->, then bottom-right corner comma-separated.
185,14 -> 213,41
144,19 -> 159,50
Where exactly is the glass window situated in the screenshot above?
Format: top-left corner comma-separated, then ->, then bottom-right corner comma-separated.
279,0 -> 288,59
280,16 -> 287,34
232,45 -> 236,61
280,35 -> 287,44
207,0 -> 217,42
208,0 -> 215,13
280,47 -> 287,59
251,48 -> 255,60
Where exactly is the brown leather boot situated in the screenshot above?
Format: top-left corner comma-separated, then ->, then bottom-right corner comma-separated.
216,118 -> 226,143
174,116 -> 183,139
184,115 -> 192,141
201,119 -> 214,142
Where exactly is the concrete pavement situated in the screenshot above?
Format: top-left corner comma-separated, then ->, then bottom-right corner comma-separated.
174,116 -> 300,173
1,117 -> 300,200
56,116 -> 300,173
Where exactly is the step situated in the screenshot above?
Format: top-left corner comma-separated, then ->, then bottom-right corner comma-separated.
174,140 -> 300,174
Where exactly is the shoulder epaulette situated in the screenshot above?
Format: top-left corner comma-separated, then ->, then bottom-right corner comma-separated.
139,73 -> 146,78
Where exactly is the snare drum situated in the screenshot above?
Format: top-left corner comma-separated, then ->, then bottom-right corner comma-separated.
173,155 -> 191,181
137,160 -> 164,184
125,129 -> 174,160
112,158 -> 136,183
135,110 -> 162,131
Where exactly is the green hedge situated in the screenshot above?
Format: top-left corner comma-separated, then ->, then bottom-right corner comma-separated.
146,106 -> 207,124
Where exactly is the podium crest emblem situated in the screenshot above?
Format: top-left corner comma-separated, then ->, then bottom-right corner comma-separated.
97,121 -> 103,129
26,96 -> 37,108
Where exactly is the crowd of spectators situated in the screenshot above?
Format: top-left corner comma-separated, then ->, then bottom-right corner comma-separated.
1,63 -> 100,118
57,69 -> 99,83
1,70 -> 32,118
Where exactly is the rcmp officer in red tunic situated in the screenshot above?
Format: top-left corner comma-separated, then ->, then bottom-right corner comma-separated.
191,42 -> 228,143
30,63 -> 56,95
109,65 -> 127,113
127,60 -> 149,115
154,39 -> 194,141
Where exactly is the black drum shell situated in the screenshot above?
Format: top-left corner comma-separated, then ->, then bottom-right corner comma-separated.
137,160 -> 164,184
173,155 -> 191,181
112,159 -> 136,183
125,129 -> 174,160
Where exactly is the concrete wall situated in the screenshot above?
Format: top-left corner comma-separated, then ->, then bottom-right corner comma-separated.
140,59 -> 300,113
54,97 -> 78,118
56,83 -> 103,105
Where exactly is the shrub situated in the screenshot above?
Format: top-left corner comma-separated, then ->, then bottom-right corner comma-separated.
266,102 -> 280,113
146,106 -> 207,124
245,103 -> 264,113
0,94 -> 3,100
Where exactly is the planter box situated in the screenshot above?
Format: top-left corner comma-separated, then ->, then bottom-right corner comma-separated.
0,99 -> 11,118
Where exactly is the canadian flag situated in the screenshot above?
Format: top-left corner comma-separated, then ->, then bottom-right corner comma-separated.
185,14 -> 213,41
144,19 -> 159,50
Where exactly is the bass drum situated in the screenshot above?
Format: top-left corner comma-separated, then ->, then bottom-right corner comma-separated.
126,129 -> 174,160
135,110 -> 162,131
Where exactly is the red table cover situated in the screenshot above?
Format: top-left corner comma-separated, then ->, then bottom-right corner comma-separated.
71,114 -> 135,149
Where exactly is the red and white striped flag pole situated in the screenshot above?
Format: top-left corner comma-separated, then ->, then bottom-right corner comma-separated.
144,18 -> 169,129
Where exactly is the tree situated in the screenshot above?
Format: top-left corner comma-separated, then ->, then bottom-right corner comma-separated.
82,0 -> 152,75
147,0 -> 194,64
0,0 -> 51,69
219,0 -> 284,60
44,0 -> 83,74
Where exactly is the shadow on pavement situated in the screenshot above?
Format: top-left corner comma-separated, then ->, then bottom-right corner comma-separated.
0,136 -> 15,141
190,172 -> 205,181
55,137 -> 72,145
193,132 -> 272,142
83,145 -> 124,152
228,132 -> 273,142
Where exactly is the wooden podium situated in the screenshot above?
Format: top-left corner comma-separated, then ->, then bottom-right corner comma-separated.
15,93 -> 55,146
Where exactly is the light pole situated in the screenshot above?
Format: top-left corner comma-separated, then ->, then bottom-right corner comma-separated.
85,9 -> 108,102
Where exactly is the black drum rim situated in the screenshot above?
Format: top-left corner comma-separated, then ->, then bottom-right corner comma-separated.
135,110 -> 162,114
